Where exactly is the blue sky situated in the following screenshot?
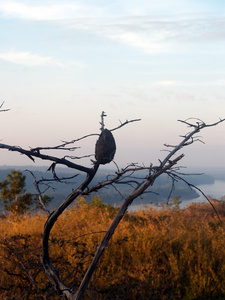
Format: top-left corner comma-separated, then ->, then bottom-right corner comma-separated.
0,0 -> 225,168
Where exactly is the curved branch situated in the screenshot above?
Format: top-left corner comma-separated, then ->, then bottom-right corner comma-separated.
110,118 -> 141,131
0,143 -> 92,173
167,171 -> 222,222
41,162 -> 100,298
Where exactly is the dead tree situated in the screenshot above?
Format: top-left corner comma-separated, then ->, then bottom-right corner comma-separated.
0,108 -> 224,299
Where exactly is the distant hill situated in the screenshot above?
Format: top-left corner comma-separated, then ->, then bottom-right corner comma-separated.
0,165 -> 216,212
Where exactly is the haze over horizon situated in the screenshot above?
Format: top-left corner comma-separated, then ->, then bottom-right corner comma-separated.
0,0 -> 225,169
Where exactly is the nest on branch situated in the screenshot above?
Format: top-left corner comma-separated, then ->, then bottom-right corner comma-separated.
95,129 -> 116,165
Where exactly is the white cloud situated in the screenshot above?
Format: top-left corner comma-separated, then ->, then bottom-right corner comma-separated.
67,17 -> 174,54
0,51 -> 64,67
0,1 -> 102,20
107,29 -> 169,54
67,15 -> 225,55
0,1 -> 224,56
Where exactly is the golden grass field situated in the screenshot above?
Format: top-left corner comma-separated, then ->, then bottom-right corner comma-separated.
1,197 -> 225,299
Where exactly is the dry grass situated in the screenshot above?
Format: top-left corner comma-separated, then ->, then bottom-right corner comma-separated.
1,197 -> 225,299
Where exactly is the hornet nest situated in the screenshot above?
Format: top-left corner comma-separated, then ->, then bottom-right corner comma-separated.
95,129 -> 116,164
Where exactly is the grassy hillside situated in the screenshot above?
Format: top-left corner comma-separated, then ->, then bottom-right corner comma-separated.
1,198 -> 225,299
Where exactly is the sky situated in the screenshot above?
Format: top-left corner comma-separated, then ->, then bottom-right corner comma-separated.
0,0 -> 225,170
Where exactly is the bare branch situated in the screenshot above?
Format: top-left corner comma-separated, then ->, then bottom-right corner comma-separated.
178,118 -> 205,128
161,118 -> 225,167
99,111 -> 107,131
61,133 -> 99,146
30,145 -> 80,152
41,162 -> 100,298
25,170 -> 50,216
0,142 -> 92,173
167,171 -> 222,222
110,118 -> 141,131
0,101 -> 10,112
178,117 -> 225,129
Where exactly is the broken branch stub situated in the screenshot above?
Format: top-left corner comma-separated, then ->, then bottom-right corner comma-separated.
95,129 -> 116,164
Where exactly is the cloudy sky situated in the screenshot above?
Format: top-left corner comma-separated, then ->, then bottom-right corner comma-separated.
0,0 -> 225,169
